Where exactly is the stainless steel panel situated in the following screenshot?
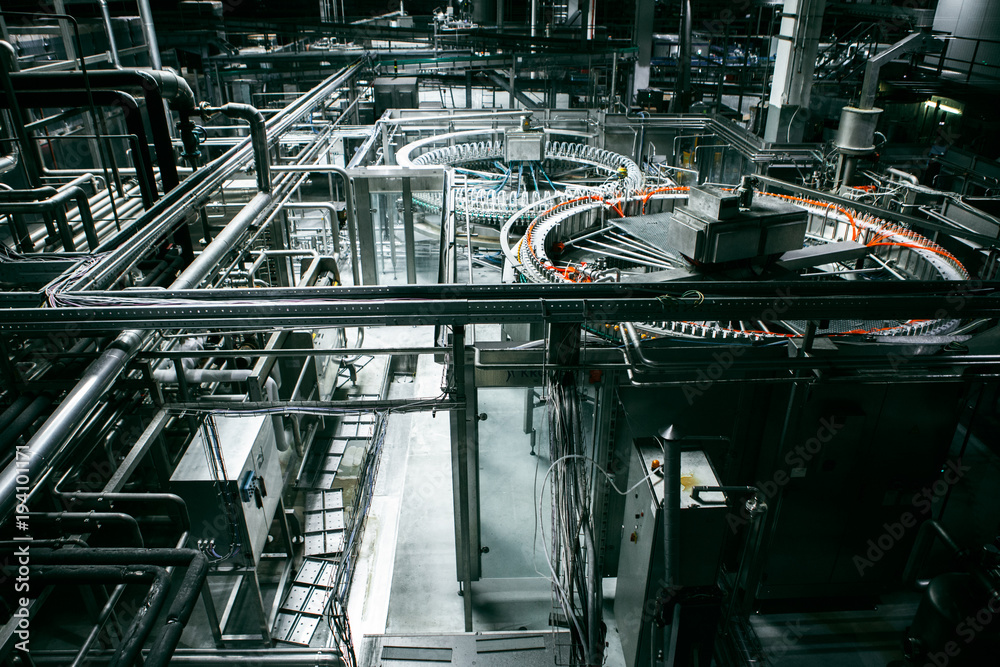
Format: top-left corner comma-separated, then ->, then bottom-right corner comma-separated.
170,414 -> 283,565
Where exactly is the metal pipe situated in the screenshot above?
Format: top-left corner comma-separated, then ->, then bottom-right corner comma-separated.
0,395 -> 32,433
282,202 -> 341,253
271,165 -> 359,284
0,40 -> 17,73
888,167 -> 919,185
97,0 -> 121,68
178,192 -> 273,287
31,564 -> 170,667
29,549 -> 209,667
902,519 -> 962,585
0,191 -> 273,512
659,424 -> 681,589
8,70 -> 195,192
672,0 -> 692,113
0,185 -> 99,250
201,103 -> 271,193
28,511 -> 144,547
70,583 -> 127,667
136,0 -> 162,69
0,88 -> 159,208
0,394 -> 52,450
0,139 -> 18,175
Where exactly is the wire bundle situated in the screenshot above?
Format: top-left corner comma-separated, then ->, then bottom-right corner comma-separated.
544,371 -> 603,666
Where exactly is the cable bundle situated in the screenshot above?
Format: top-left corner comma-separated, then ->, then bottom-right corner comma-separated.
545,371 -> 603,666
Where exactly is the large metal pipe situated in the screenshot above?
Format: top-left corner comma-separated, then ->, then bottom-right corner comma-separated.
177,192 -> 273,287
671,0 -> 692,113
97,0 -> 122,68
135,0 -> 162,69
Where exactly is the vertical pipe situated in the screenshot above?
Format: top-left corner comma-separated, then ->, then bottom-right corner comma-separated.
660,425 -> 681,588
97,0 -> 121,68
136,0 -> 162,69
672,0 -> 692,113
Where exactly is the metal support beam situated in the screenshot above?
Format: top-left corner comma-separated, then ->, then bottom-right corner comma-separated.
482,70 -> 540,110
450,325 -> 475,632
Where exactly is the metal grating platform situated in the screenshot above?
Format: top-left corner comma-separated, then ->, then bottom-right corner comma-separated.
273,557 -> 339,645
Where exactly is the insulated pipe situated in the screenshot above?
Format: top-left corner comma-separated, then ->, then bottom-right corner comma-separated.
97,0 -> 122,68
28,511 -> 144,547
0,184 -> 100,250
0,395 -> 33,433
31,564 -> 170,667
0,394 -> 52,450
200,103 -> 271,193
29,549 -> 209,667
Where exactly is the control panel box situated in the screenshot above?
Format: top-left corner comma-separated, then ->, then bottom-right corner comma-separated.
504,129 -> 545,162
615,440 -> 728,667
669,186 -> 807,264
170,414 -> 283,566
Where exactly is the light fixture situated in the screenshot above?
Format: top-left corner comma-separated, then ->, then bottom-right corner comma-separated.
924,100 -> 962,115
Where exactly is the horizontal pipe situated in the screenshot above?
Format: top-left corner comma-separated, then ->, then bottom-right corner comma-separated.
28,511 -> 144,547
0,185 -> 99,250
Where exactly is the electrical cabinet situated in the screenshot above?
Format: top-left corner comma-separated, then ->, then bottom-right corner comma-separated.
615,441 -> 727,667
170,414 -> 283,566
